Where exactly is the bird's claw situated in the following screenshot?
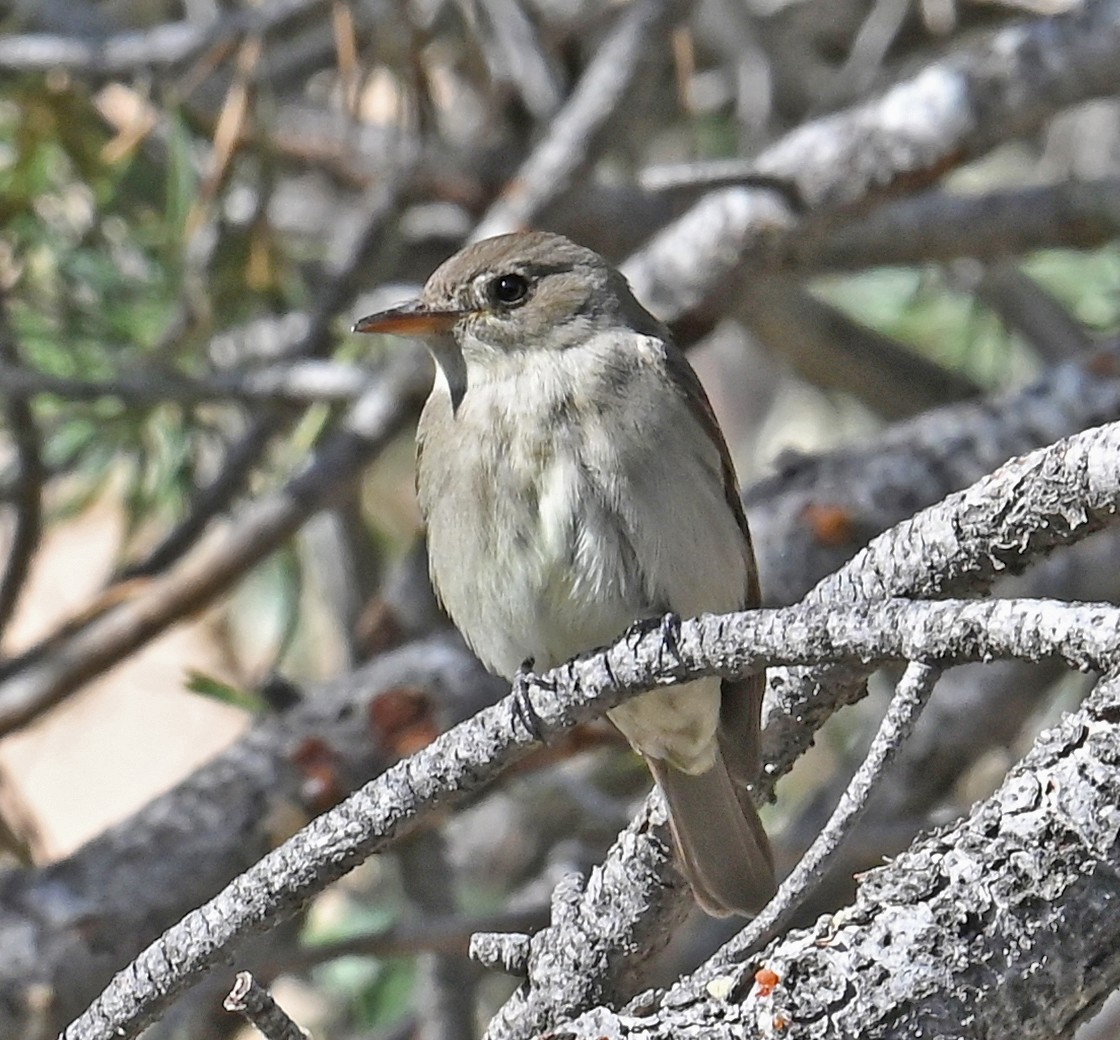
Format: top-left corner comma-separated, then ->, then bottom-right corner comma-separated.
625,612 -> 683,663
513,658 -> 548,742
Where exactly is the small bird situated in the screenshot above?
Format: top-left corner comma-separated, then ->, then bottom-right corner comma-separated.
353,231 -> 774,916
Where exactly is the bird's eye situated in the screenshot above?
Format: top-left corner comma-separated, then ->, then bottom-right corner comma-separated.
488,272 -> 530,307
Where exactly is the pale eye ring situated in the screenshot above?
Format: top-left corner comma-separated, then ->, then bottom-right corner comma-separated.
488,272 -> 530,307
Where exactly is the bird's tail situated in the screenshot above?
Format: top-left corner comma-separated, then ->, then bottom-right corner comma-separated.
649,750 -> 776,917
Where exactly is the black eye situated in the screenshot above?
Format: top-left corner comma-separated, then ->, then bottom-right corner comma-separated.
488,272 -> 530,307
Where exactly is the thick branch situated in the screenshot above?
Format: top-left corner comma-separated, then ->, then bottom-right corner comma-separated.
0,350 -> 431,735
579,670 -> 1120,1040
805,179 -> 1120,272
623,0 -> 1120,323
484,418 -> 1120,1040
0,636 -> 499,1037
60,594 -> 1120,1040
748,343 -> 1120,607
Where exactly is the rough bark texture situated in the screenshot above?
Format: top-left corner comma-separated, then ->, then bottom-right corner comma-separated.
554,670 -> 1120,1040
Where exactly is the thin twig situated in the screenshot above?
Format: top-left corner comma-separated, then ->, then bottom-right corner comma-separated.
0,359 -> 374,406
398,829 -> 477,1040
120,177 -> 409,581
276,903 -> 550,969
699,662 -> 943,984
223,972 -> 307,1040
470,0 -> 686,242
0,293 -> 44,643
968,261 -> 1097,360
0,350 -> 431,735
734,278 -> 979,418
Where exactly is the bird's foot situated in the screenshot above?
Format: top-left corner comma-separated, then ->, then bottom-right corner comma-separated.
512,657 -> 548,743
625,612 -> 683,663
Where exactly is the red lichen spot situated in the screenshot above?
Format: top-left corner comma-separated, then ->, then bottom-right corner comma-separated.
1088,351 -> 1120,378
369,685 -> 440,757
773,1012 -> 791,1030
291,737 -> 346,812
755,967 -> 780,997
801,502 -> 857,546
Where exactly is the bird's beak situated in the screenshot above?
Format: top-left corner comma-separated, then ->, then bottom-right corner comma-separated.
351,300 -> 465,336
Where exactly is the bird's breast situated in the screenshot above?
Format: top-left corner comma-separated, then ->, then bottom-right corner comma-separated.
417,364 -> 645,680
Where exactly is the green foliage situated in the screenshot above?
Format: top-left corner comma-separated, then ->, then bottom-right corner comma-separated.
306,902 -> 418,1030
0,78 -> 302,548
813,247 -> 1120,389
184,669 -> 263,712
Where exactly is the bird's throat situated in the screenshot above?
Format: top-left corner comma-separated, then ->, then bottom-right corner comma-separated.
430,337 -> 469,413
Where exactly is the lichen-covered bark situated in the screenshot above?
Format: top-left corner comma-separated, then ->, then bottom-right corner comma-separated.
559,672 -> 1120,1040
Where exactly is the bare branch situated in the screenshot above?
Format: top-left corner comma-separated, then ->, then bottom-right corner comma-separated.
0,0 -> 326,75
58,592 -> 1120,1040
224,972 -> 307,1040
700,662 -> 944,979
586,670 -> 1120,1040
471,0 -> 687,242
624,0 -> 1120,323
966,260 -> 1097,360
122,177 -> 410,580
0,635 -> 500,1036
748,343 -> 1120,607
0,293 -> 44,642
0,350 -> 431,735
483,418 -> 1120,1040
734,277 -> 979,417
0,359 -> 376,406
803,178 -> 1120,271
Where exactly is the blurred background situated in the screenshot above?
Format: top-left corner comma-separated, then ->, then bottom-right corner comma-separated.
0,0 -> 1118,1036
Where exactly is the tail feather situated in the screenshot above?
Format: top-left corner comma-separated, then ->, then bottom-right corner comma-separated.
649,750 -> 776,917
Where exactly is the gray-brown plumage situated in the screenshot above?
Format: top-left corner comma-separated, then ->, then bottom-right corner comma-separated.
354,231 -> 775,916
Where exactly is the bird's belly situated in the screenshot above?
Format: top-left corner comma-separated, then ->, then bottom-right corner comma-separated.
426,451 -> 720,773
430,452 -> 638,677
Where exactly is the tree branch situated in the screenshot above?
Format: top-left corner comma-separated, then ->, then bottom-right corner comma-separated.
58,592 -> 1120,1040
483,418 -> 1120,1040
0,350 -> 431,735
623,0 -> 1120,324
580,669 -> 1120,1040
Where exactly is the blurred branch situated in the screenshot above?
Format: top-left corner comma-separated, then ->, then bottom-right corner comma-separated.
471,0 -> 688,241
121,177 -> 411,581
275,903 -> 550,968
804,179 -> 1120,271
747,342 -> 1120,606
0,349 -> 431,736
734,276 -> 980,417
458,0 -> 564,119
965,260 -> 1097,360
0,0 -> 326,75
0,635 -> 502,1037
398,829 -> 477,1040
625,0 -> 1120,323
0,293 -> 44,645
0,359 -> 378,406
